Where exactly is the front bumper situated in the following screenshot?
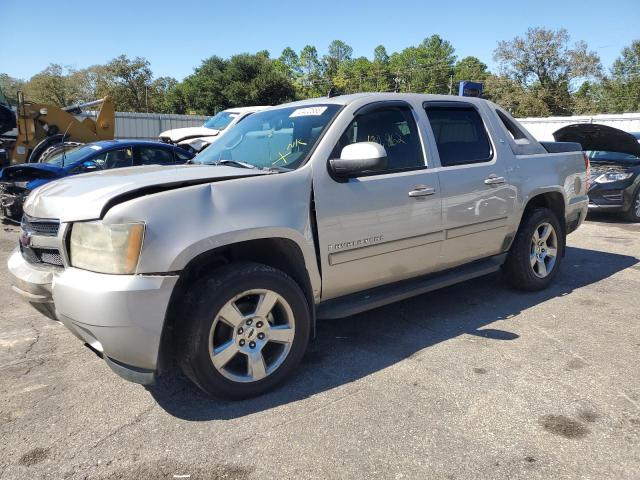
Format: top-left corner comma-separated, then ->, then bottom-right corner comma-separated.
587,177 -> 639,213
8,249 -> 179,384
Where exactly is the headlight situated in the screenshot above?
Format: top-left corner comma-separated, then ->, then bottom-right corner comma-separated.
70,222 -> 145,274
594,172 -> 633,183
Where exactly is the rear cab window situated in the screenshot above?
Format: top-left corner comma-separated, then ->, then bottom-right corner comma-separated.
423,103 -> 492,167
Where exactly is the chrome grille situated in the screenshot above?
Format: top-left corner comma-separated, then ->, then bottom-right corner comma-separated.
19,215 -> 64,267
39,250 -> 64,266
21,215 -> 60,236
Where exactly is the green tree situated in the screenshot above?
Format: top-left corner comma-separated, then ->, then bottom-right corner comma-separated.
221,53 -> 295,107
178,53 -> 295,114
0,73 -> 25,106
373,45 -> 389,65
389,35 -> 456,94
484,74 -> 551,117
324,40 -> 354,81
277,47 -> 301,79
24,64 -> 84,106
493,28 -> 601,115
180,56 -> 227,114
147,76 -> 179,113
600,40 -> 640,112
298,45 -> 325,97
95,55 -> 155,112
453,56 -> 489,84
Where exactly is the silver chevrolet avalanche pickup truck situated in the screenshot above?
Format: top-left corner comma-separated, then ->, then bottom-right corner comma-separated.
9,93 -> 589,399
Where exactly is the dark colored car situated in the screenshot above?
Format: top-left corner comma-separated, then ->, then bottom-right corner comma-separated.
0,139 -> 194,219
554,124 -> 640,222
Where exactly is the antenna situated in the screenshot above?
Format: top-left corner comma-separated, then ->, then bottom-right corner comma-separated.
60,121 -> 73,167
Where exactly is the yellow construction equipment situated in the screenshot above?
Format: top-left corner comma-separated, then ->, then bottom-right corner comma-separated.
0,91 -> 115,164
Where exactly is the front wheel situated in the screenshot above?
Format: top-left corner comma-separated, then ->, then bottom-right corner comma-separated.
178,262 -> 311,399
503,208 -> 564,291
624,188 -> 640,222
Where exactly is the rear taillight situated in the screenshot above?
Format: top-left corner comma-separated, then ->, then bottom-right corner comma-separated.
583,151 -> 591,190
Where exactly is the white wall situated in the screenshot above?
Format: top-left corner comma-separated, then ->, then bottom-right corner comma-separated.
79,110 -> 640,143
517,113 -> 640,141
78,111 -> 210,140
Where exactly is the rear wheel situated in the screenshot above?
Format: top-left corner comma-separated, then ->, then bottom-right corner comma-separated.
624,188 -> 640,222
503,208 -> 564,291
178,262 -> 311,399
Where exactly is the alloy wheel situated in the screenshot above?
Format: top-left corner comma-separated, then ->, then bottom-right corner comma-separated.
530,222 -> 558,278
208,289 -> 295,383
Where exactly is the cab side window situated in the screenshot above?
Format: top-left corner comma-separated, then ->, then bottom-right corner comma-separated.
138,147 -> 175,165
331,106 -> 424,173
424,106 -> 492,167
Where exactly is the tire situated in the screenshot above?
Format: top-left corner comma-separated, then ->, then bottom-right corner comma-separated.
38,141 -> 84,163
623,187 -> 640,222
503,207 -> 564,291
27,134 -> 66,163
177,262 -> 311,399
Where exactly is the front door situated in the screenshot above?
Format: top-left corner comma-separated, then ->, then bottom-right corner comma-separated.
423,102 -> 515,268
313,103 -> 444,300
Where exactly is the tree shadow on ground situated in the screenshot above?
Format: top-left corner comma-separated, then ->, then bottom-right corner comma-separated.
148,246 -> 638,420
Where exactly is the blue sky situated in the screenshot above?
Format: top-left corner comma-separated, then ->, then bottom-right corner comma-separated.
1,0 -> 638,80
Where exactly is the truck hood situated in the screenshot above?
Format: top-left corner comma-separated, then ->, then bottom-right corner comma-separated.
24,164 -> 270,222
553,124 -> 640,157
158,126 -> 220,143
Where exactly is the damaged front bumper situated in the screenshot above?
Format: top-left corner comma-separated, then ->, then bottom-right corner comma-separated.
8,248 -> 179,385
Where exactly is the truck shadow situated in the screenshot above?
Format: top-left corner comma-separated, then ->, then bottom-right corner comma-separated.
148,246 -> 638,420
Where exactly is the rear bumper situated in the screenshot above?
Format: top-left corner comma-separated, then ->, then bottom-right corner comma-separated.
8,249 -> 179,384
566,196 -> 589,234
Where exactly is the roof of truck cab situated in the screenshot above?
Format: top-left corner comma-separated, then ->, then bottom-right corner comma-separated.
276,92 -> 492,108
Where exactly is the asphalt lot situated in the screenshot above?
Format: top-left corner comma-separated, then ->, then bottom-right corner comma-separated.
0,215 -> 639,480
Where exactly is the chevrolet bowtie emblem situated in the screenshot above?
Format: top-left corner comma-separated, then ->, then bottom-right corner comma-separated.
19,231 -> 32,248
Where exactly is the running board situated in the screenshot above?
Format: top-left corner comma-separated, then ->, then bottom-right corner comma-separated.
317,254 -> 507,319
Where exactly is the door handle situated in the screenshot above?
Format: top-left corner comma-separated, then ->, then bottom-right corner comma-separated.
484,175 -> 506,186
408,185 -> 436,197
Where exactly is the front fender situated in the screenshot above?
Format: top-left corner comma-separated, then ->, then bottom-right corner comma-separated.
102,166 -> 320,294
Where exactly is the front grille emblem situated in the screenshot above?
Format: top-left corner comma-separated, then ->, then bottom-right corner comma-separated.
20,231 -> 32,248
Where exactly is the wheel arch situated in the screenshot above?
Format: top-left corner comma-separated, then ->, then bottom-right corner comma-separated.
504,189 -> 567,252
157,237 -> 317,373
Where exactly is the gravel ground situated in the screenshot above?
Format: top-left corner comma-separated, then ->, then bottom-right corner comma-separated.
0,214 -> 639,480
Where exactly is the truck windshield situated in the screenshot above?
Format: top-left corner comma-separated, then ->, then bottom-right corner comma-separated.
202,111 -> 238,130
194,104 -> 341,170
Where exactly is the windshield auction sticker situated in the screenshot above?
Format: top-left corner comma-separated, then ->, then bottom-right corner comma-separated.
289,106 -> 328,118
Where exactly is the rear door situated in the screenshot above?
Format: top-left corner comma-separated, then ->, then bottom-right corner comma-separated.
313,101 -> 444,300
423,101 -> 515,268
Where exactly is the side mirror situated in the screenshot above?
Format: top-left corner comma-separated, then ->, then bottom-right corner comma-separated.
81,160 -> 98,171
329,142 -> 388,178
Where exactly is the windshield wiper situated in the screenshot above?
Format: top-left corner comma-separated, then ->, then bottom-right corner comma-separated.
215,160 -> 257,170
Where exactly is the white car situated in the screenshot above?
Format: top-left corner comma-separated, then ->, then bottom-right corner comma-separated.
159,106 -> 268,153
